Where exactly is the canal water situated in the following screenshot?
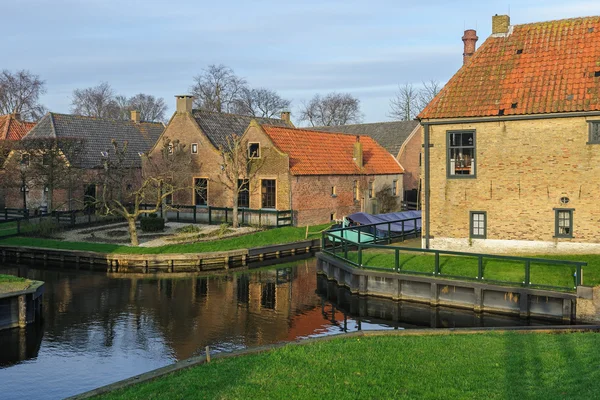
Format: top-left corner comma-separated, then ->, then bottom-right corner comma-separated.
0,258 -> 559,400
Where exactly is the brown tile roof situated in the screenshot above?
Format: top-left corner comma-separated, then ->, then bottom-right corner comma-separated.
419,16 -> 600,119
0,114 -> 36,140
261,125 -> 404,176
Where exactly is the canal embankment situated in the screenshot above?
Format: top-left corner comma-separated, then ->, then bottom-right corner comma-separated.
0,274 -> 44,330
71,328 -> 600,400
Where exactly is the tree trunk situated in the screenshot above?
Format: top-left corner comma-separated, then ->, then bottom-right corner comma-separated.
47,184 -> 53,213
232,181 -> 239,228
127,216 -> 139,246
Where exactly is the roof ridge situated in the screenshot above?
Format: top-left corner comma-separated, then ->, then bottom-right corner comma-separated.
263,124 -> 379,141
314,120 -> 417,129
192,108 -> 282,121
511,15 -> 600,28
48,112 -> 163,126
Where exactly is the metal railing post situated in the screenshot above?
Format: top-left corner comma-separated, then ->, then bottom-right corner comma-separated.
388,222 -> 392,244
194,207 -> 197,223
525,261 -> 531,286
344,238 -> 348,260
395,248 -> 399,272
478,256 -> 483,280
358,244 -> 362,268
576,264 -> 582,288
401,220 -> 405,242
434,252 -> 440,275
208,206 -> 212,225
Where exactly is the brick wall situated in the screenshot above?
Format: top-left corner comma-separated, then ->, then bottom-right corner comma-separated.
425,116 -> 600,250
398,125 -> 422,192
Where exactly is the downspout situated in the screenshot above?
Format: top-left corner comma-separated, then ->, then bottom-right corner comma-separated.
423,123 -> 430,249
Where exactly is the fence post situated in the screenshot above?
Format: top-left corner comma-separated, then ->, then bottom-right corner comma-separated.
225,208 -> 228,224
276,210 -> 279,227
434,252 -> 440,275
193,207 -> 197,223
242,209 -> 245,226
524,261 -> 531,286
208,206 -> 212,225
576,264 -> 582,288
344,238 -> 348,260
478,256 -> 483,280
17,219 -> 20,234
177,209 -> 180,222
395,248 -> 399,272
259,209 -> 262,226
358,229 -> 361,244
358,244 -> 362,268
401,220 -> 405,242
388,222 -> 392,244
70,212 -> 75,227
4,208 -> 6,220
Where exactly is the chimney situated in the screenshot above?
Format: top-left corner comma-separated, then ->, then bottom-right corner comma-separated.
280,111 -> 291,124
353,135 -> 363,169
130,110 -> 140,123
462,29 -> 478,65
492,14 -> 510,35
175,95 -> 194,113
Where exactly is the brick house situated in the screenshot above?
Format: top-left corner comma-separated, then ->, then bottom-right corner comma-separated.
419,15 -> 600,253
316,121 -> 421,204
154,96 -> 403,226
8,111 -> 163,211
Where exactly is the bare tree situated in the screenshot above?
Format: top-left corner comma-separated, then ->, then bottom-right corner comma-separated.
389,83 -> 419,121
299,92 -> 362,126
418,80 -> 442,111
71,82 -> 120,118
0,70 -> 47,121
234,88 -> 291,118
71,83 -> 168,122
191,64 -> 248,113
98,138 -> 192,246
128,94 -> 168,122
218,134 -> 266,228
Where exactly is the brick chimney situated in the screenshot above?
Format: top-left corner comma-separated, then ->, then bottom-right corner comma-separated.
353,135 -> 363,169
492,14 -> 510,35
462,29 -> 478,65
130,110 -> 140,123
175,95 -> 194,113
280,111 -> 291,124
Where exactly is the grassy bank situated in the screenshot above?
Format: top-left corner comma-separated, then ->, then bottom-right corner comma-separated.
0,274 -> 30,293
345,250 -> 600,288
0,224 -> 331,255
98,332 -> 600,400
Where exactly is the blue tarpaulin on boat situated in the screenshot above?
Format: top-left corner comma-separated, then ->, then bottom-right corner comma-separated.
346,210 -> 422,233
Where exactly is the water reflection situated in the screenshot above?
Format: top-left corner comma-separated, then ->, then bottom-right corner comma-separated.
0,260 -> 563,400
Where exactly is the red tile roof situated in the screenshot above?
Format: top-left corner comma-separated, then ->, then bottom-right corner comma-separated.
0,114 -> 36,140
261,125 -> 404,176
420,16 -> 600,119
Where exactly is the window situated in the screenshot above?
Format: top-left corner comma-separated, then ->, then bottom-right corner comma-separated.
42,153 -> 51,166
330,213 -> 336,221
353,180 -> 359,201
588,122 -> 600,144
368,181 -> 374,198
237,179 -> 249,208
331,186 -> 336,196
168,144 -> 173,154
555,209 -> 573,238
261,179 -> 276,208
261,282 -> 276,310
392,180 -> 398,196
20,153 -> 30,166
194,178 -> 208,206
470,211 -> 486,239
191,143 -> 198,154
448,130 -> 476,177
248,143 -> 260,158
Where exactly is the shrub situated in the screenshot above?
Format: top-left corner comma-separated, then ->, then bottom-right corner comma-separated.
175,225 -> 203,234
140,214 -> 165,232
218,223 -> 232,238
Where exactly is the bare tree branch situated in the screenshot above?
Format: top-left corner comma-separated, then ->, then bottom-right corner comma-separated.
0,70 -> 47,121
190,64 -> 248,113
233,87 -> 291,118
299,92 -> 362,126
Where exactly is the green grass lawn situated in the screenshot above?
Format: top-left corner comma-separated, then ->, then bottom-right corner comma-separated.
343,249 -> 600,289
97,332 -> 600,400
0,273 -> 30,293
0,224 -> 331,255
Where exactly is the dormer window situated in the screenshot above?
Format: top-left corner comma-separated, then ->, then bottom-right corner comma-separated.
248,143 -> 260,158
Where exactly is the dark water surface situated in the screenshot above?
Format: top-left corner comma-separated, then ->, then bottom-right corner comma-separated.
0,259 -> 559,400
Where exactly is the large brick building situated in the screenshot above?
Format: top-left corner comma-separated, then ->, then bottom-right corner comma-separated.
419,15 -> 600,253
155,96 -> 403,226
315,121 -> 421,204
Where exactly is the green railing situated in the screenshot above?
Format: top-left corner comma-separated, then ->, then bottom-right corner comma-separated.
139,204 -> 293,227
322,232 -> 587,291
327,216 -> 421,244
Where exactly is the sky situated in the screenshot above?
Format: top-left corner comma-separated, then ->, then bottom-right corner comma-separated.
4,0 -> 600,123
